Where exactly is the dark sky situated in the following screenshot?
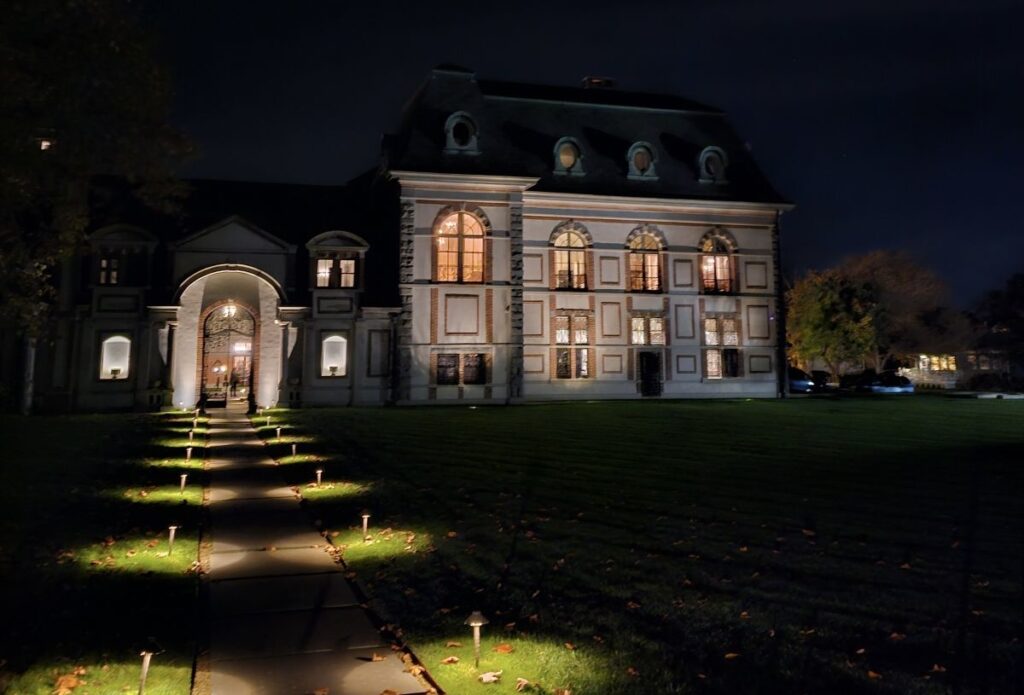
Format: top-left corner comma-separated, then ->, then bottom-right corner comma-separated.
143,0 -> 1024,305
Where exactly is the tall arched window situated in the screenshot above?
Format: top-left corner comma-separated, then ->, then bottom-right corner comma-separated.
436,212 -> 484,283
552,230 -> 587,289
628,234 -> 662,292
99,335 -> 131,379
699,232 -> 735,294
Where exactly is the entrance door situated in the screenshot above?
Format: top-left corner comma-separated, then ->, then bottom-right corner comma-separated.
202,304 -> 255,406
638,351 -> 663,397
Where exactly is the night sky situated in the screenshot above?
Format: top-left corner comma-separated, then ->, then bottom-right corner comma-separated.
143,0 -> 1024,305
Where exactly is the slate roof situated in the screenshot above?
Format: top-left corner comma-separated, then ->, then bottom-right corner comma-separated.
385,67 -> 788,205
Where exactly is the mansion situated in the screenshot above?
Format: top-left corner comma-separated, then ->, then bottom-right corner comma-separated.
19,67 -> 793,411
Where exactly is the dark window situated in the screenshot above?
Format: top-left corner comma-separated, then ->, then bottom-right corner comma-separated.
462,353 -> 486,385
452,121 -> 473,147
723,348 -> 740,378
99,257 -> 119,285
574,348 -> 589,378
437,354 -> 459,385
556,348 -> 571,379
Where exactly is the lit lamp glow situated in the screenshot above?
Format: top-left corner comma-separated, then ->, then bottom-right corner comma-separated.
361,511 -> 370,540
188,429 -> 194,442
315,468 -> 323,486
266,415 -> 271,427
465,610 -> 489,667
185,446 -> 193,461
291,443 -> 297,457
276,426 -> 282,442
179,473 -> 187,494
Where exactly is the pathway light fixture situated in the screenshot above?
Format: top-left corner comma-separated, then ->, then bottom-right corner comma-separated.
179,474 -> 187,494
316,468 -> 323,486
361,511 -> 371,539
167,525 -> 179,555
465,610 -> 489,667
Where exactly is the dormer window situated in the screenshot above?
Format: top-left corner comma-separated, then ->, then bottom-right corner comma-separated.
316,259 -> 332,287
313,256 -> 358,289
339,259 -> 355,288
444,112 -> 479,154
627,142 -> 657,180
698,146 -> 729,184
554,138 -> 584,175
99,257 -> 119,285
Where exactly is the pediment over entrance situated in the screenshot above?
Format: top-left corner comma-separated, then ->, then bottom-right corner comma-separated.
174,216 -> 296,254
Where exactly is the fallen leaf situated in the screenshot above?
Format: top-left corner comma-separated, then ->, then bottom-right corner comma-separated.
444,641 -> 462,648
53,673 -> 85,694
515,678 -> 531,692
931,664 -> 947,673
801,528 -> 816,537
868,670 -> 883,680
313,689 -> 329,695
371,652 -> 384,662
626,600 -> 641,610
553,689 -> 573,695
855,648 -> 866,655
478,670 -> 502,684
724,652 -> 741,660
739,611 -> 750,620
564,641 -> 576,651
889,632 -> 906,641
626,666 -> 640,677
440,656 -> 459,665
493,643 -> 514,654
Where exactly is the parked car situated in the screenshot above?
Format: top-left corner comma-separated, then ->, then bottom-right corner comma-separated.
788,367 -> 816,394
810,370 -> 833,391
840,370 -> 915,394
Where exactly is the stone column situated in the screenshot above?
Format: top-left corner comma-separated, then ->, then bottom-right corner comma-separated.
507,195 -> 525,401
396,197 -> 416,403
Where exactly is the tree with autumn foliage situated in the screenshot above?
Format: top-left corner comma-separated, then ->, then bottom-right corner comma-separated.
786,269 -> 876,378
1,0 -> 192,412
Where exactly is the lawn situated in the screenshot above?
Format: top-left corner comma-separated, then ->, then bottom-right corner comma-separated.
0,410 -> 206,694
257,397 -> 1024,695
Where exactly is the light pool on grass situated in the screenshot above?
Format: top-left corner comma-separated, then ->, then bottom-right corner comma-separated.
70,529 -> 199,574
4,659 -> 192,695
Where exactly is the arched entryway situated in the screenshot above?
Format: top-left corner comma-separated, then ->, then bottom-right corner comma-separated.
200,301 -> 257,407
171,266 -> 285,410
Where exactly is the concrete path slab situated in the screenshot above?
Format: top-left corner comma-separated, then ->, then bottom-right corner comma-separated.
209,573 -> 358,617
210,606 -> 382,660
204,404 -> 427,695
209,649 -> 426,695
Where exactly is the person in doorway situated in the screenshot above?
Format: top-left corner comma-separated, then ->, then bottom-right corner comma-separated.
229,370 -> 239,397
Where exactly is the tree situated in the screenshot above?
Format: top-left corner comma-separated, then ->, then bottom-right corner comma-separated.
787,269 -> 876,378
840,251 -> 970,369
976,272 -> 1024,371
0,0 -> 191,412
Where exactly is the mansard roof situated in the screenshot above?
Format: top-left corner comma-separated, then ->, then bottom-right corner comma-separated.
384,67 -> 788,205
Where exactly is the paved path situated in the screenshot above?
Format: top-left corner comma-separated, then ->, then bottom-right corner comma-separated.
204,404 -> 426,695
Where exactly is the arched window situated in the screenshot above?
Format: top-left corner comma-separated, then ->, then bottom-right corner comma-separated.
698,146 -> 728,184
99,335 -> 131,380
699,231 -> 735,294
321,334 -> 348,377
552,230 -> 587,289
628,233 -> 662,292
627,142 -> 658,179
436,212 -> 484,283
444,112 -> 479,154
553,137 -> 584,175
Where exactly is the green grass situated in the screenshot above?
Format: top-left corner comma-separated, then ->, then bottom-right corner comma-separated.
0,411 -> 208,694
257,397 -> 1024,695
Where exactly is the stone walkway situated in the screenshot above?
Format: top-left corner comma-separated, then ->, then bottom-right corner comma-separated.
204,403 -> 426,695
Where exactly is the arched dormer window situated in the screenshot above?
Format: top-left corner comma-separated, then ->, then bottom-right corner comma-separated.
553,137 -> 584,175
444,111 -> 479,154
436,211 -> 484,283
699,229 -> 736,294
627,142 -> 658,180
628,233 -> 663,292
698,146 -> 729,184
550,221 -> 591,289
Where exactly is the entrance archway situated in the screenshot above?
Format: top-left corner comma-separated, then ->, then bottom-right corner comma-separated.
200,301 -> 257,406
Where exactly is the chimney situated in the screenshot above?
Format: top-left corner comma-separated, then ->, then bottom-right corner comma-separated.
581,76 -> 616,89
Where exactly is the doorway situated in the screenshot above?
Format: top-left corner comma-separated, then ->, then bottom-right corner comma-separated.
201,303 -> 255,407
638,351 -> 663,397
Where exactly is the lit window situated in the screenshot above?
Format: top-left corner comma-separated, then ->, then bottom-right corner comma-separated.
99,257 -> 119,285
632,316 -> 665,345
320,334 -> 348,377
436,212 -> 484,283
628,234 -> 661,291
99,335 -> 131,380
555,314 -> 591,379
339,259 -> 356,288
554,139 -> 584,174
700,234 -> 734,293
704,317 -> 738,346
705,348 -> 739,379
316,259 -> 333,287
706,349 -> 722,379
436,354 -> 459,385
553,231 -> 587,289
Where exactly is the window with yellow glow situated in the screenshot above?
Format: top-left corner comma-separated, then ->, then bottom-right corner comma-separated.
553,231 -> 587,289
316,259 -> 332,287
339,259 -> 355,287
436,212 -> 484,283
628,234 -> 661,291
555,314 -> 590,379
632,316 -> 666,345
700,236 -> 734,293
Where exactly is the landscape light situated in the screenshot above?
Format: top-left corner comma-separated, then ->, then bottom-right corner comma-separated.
192,416 -> 198,428
315,468 -> 323,486
361,511 -> 370,540
188,429 -> 194,442
266,415 -> 271,427
185,446 -> 192,461
291,443 -> 297,457
465,610 -> 489,667
179,473 -> 187,494
167,525 -> 179,556
138,651 -> 153,694
276,427 -> 282,442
